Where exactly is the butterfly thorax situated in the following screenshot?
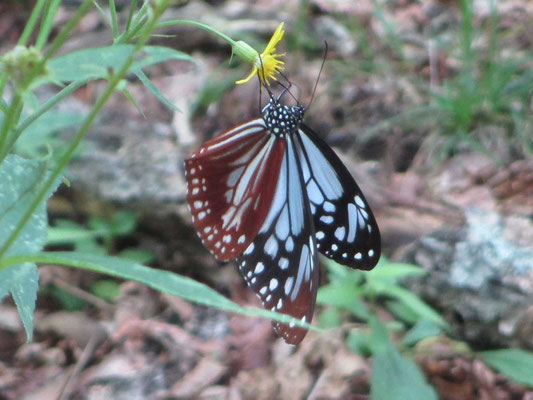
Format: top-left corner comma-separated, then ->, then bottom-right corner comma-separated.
263,100 -> 305,137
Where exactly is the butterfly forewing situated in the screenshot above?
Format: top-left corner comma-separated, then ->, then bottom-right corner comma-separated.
296,124 -> 381,270
185,120 -> 285,260
236,135 -> 318,345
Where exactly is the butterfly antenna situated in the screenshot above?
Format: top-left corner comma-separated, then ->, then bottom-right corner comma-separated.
276,76 -> 299,104
307,41 -> 328,110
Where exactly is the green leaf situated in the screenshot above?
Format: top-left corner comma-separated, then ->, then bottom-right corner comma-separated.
131,46 -> 195,71
371,343 -> 438,400
317,281 -> 370,321
402,320 -> 443,347
368,315 -> 390,355
14,110 -> 83,158
372,283 -> 448,328
347,329 -> 371,357
0,155 -> 62,340
318,307 -> 341,328
480,349 -> 533,387
17,251 -> 319,330
49,45 -> 193,83
118,248 -> 155,264
386,299 -> 421,324
367,260 -> 426,282
90,279 -> 120,301
4,263 -> 39,336
134,69 -> 180,111
109,210 -> 137,235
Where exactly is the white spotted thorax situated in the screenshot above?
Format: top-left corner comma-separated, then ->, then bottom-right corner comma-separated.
263,98 -> 305,136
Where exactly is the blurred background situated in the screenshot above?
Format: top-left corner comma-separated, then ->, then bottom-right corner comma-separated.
1,0 -> 532,399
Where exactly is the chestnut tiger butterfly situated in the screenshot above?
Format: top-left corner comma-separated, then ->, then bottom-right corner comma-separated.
185,84 -> 381,344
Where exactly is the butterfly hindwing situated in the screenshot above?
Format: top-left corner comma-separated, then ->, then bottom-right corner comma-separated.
296,124 -> 381,270
185,120 -> 285,260
237,135 -> 318,345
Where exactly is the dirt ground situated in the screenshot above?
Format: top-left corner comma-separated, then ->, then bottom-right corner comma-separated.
1,1 -> 533,399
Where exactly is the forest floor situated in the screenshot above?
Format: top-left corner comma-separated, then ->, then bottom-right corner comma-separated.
1,1 -> 533,399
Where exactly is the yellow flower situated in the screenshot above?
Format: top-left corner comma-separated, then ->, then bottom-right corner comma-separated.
234,22 -> 286,86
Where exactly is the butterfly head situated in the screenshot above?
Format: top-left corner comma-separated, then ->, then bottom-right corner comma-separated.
263,98 -> 305,136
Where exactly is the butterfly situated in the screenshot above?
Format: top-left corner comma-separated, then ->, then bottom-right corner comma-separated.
184,90 -> 381,344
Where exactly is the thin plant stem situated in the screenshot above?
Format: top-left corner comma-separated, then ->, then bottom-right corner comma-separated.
124,0 -> 139,32
109,0 -> 119,39
0,0 -> 171,259
0,94 -> 22,160
5,80 -> 88,154
35,0 -> 61,50
17,0 -> 48,46
155,20 -> 237,47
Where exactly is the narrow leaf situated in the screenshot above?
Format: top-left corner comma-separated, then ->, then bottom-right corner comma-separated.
134,69 -> 180,111
481,349 -> 533,387
19,251 -> 319,331
371,343 -> 438,400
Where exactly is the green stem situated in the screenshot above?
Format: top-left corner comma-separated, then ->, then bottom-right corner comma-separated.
109,0 -> 119,39
44,0 -> 93,60
124,0 -> 139,32
155,20 -> 238,47
18,0 -> 48,46
0,0 -> 171,259
5,80 -> 87,154
0,94 -> 22,161
35,0 -> 61,50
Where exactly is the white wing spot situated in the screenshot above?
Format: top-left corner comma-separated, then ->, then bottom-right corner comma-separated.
323,201 -> 336,212
260,286 -> 268,295
347,203 -> 358,242
316,231 -> 325,240
225,189 -> 233,202
334,227 -> 345,241
278,257 -> 289,270
264,235 -> 279,258
355,195 -> 365,209
354,252 -> 362,260
269,278 -> 279,291
192,187 -> 199,195
285,236 -> 294,252
320,215 -> 334,224
368,249 -> 375,257
276,299 -> 283,310
284,277 -> 294,295
223,234 -> 232,243
238,234 -> 246,244
198,211 -> 206,220
331,244 -> 338,251
244,243 -> 254,255
254,262 -> 265,274
307,180 -> 324,205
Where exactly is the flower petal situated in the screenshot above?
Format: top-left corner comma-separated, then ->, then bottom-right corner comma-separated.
263,22 -> 285,55
236,66 -> 258,85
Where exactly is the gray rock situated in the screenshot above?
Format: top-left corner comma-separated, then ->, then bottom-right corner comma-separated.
403,208 -> 533,349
